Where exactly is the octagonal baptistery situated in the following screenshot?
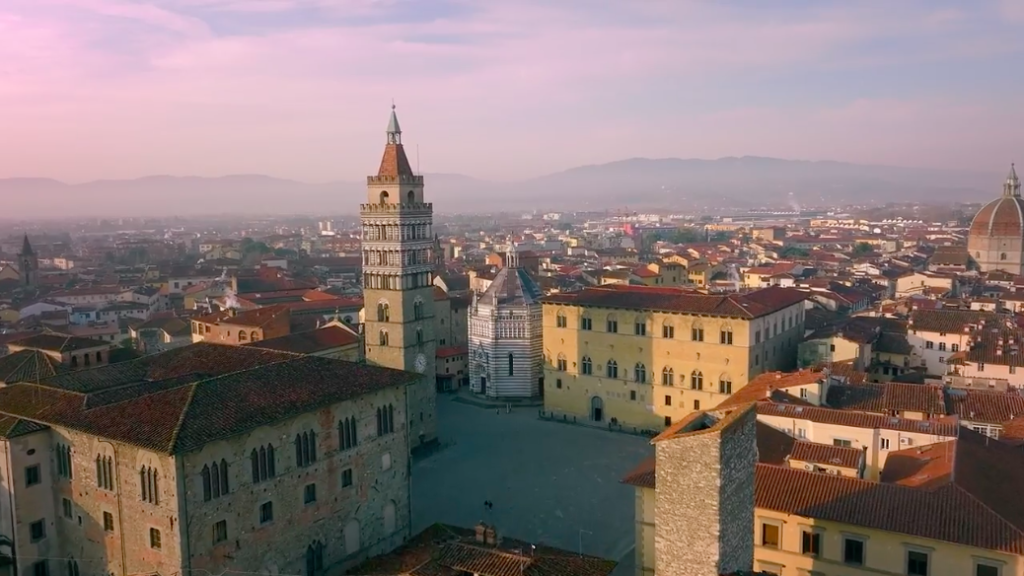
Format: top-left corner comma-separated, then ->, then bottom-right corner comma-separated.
468,248 -> 544,399
969,164 -> 1024,274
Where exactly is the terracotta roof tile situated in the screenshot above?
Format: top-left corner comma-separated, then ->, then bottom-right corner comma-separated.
541,286 -> 806,319
755,402 -> 960,436
825,382 -> 946,416
788,440 -> 862,469
945,388 -> 1024,424
248,326 -> 359,354
909,309 -> 1000,334
717,370 -> 824,410
0,343 -> 418,453
9,333 -> 109,353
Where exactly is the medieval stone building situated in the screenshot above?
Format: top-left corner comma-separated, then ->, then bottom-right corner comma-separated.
0,342 -> 415,576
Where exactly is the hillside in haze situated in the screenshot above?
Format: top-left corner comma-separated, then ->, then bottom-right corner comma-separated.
0,157 -> 999,219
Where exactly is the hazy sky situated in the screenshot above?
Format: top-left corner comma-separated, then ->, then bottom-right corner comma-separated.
2,0 -> 1023,183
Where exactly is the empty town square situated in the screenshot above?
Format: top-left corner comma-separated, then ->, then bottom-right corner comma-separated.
412,397 -> 652,571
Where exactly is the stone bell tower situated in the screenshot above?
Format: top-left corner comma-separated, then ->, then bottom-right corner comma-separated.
360,105 -> 437,446
18,234 -> 38,288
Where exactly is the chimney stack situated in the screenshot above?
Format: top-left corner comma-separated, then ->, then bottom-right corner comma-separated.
485,526 -> 497,546
474,523 -> 487,543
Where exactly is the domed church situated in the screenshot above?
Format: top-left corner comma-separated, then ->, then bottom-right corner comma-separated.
969,164 -> 1024,274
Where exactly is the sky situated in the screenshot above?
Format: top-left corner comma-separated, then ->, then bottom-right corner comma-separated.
2,0 -> 1024,183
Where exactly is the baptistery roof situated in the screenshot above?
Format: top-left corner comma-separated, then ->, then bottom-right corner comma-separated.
480,267 -> 542,307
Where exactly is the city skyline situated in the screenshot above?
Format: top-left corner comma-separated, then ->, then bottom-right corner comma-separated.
2,0 -> 1024,184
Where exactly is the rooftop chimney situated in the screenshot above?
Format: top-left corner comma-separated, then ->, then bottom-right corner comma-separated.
484,526 -> 497,546
474,523 -> 487,543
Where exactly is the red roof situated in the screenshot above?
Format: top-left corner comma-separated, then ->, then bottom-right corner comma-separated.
436,346 -> 467,358
541,286 -> 806,319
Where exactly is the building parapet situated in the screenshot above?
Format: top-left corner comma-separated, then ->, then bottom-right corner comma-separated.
367,174 -> 424,185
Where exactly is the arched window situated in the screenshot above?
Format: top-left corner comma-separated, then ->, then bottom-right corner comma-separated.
384,500 -> 397,534
580,313 -> 592,331
556,310 -> 567,328
634,362 -> 647,383
634,315 -> 647,336
201,464 -> 212,501
379,330 -> 388,346
606,359 -> 619,379
508,353 -> 514,376
719,324 -> 733,345
556,353 -> 567,371
67,559 -> 80,576
718,374 -> 733,394
210,462 -> 221,498
662,367 -> 674,386
413,300 -> 423,320
250,331 -> 259,342
379,191 -> 389,204
1002,253 -> 1008,261
691,370 -> 703,390
250,449 -> 259,483
305,540 -> 324,576
606,313 -> 618,333
691,321 -> 704,342
238,331 -> 247,342
416,328 -> 423,347
581,355 -> 593,375
407,190 -> 415,204
662,321 -> 675,339
267,444 -> 275,477
218,459 -> 228,495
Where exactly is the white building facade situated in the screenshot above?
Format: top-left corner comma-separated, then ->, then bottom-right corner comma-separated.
469,251 -> 544,398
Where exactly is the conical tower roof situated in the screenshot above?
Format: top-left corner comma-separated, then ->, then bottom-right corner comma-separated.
20,233 -> 33,256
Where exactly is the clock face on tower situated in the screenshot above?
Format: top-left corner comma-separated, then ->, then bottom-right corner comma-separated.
415,353 -> 427,373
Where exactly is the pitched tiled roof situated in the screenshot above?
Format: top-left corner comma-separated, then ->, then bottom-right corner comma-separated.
196,304 -> 289,328
540,286 -> 806,319
755,460 -> 1024,555
0,415 -> 48,439
0,343 -> 418,453
9,333 -> 109,353
377,143 -> 415,178
0,349 -> 66,384
755,402 -> 960,436
248,326 -> 359,354
908,309 -> 1000,334
788,440 -> 862,469
716,370 -> 824,410
874,332 -> 913,355
348,523 -> 616,576
825,382 -> 946,416
945,388 -> 1024,425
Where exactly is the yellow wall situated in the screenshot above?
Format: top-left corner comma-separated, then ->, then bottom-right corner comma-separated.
634,485 -> 1022,576
542,300 -> 804,430
753,508 -> 1020,576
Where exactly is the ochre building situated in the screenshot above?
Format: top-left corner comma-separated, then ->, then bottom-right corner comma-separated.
541,285 -> 806,431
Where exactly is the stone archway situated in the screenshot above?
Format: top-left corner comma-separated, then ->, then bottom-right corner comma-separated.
591,396 -> 604,422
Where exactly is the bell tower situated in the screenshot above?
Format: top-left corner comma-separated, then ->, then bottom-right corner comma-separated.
361,105 -> 437,447
18,234 -> 38,288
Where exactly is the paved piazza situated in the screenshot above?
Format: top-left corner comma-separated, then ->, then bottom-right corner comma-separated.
412,397 -> 653,570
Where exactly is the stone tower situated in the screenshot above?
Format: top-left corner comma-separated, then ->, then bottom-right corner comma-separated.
361,105 -> 437,447
18,234 -> 38,288
652,406 -> 756,576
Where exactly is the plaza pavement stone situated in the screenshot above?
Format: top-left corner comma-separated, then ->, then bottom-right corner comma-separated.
412,396 -> 653,571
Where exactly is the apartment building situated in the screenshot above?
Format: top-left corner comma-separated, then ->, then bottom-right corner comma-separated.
0,343 -> 416,576
540,285 -> 806,430
907,309 -> 1000,376
623,405 -> 1023,576
191,305 -> 291,344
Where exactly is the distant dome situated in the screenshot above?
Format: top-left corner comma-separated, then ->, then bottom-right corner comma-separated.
969,196 -> 1024,238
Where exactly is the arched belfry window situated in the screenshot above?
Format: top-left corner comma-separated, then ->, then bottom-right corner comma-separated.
1001,253 -> 1008,261
407,190 -> 415,204
379,191 -> 389,204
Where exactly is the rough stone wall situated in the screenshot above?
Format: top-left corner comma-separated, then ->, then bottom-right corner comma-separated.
654,410 -> 757,576
180,383 -> 410,576
7,427 -> 185,576
716,409 -> 756,574
655,431 -> 722,576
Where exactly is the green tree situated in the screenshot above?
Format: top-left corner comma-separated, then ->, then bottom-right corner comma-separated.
780,246 -> 809,258
852,242 -> 873,255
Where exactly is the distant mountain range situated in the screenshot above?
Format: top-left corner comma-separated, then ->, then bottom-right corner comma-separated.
0,157 -> 1000,219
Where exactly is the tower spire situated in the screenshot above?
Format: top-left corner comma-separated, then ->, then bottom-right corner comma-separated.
387,103 -> 402,145
1005,162 -> 1020,197
21,233 -> 33,256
